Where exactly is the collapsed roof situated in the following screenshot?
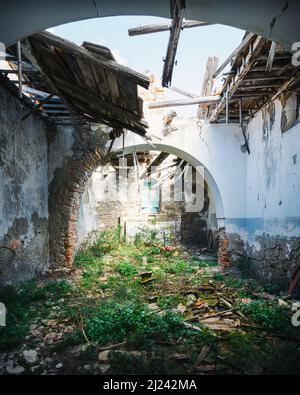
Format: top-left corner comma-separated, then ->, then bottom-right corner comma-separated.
208,34 -> 300,124
2,31 -> 150,137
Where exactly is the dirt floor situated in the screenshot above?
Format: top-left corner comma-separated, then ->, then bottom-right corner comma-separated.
0,228 -> 300,375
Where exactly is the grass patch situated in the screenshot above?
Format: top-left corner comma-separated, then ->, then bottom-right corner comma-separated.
239,300 -> 294,334
116,261 -> 138,277
163,259 -> 195,274
73,300 -> 185,347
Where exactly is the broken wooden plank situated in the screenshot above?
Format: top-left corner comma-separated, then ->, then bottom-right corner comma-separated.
149,95 -> 220,109
52,75 -> 147,126
210,36 -> 266,122
212,33 -> 255,79
51,75 -> 148,136
243,75 -> 286,81
168,86 -> 199,98
162,0 -> 186,87
128,20 -> 212,36
198,56 -> 219,119
30,32 -> 150,89
0,73 -> 51,124
22,86 -> 58,99
140,152 -> 170,179
81,41 -> 116,61
266,42 -> 277,71
17,41 -> 23,99
21,93 -> 54,121
0,69 -> 38,75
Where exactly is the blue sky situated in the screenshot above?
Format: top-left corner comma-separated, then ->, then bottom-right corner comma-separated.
48,16 -> 244,95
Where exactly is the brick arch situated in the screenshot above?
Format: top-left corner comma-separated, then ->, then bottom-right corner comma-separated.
49,141 -> 106,268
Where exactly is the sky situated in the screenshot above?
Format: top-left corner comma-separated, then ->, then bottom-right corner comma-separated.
47,16 -> 244,116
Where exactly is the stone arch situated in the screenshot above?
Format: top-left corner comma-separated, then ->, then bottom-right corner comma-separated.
117,142 -> 225,224
50,136 -> 225,268
1,1 -> 297,49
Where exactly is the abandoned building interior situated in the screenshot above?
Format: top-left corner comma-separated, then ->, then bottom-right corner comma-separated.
0,0 -> 300,376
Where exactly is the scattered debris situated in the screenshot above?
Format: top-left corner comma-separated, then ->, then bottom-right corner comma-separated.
22,350 -> 38,365
0,228 -> 299,375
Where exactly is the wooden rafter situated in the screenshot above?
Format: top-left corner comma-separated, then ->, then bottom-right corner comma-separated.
149,95 -> 220,109
162,0 -> 186,87
128,20 -> 211,36
140,152 -> 170,179
212,33 -> 255,79
209,36 -> 266,123
22,31 -> 151,136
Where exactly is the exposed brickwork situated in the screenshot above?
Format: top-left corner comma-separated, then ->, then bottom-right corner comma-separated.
49,126 -> 107,267
217,229 -> 231,267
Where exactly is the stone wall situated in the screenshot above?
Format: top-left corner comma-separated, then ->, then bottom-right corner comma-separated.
0,84 -> 49,288
76,158 -> 211,249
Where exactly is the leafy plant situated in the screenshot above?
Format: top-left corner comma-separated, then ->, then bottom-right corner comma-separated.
157,294 -> 187,309
134,226 -> 158,245
163,259 -> 195,274
75,301 -> 185,347
116,261 -> 138,277
239,300 -> 293,334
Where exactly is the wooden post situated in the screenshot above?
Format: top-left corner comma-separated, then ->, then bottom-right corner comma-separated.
17,41 -> 23,99
225,87 -> 229,124
266,41 -> 277,71
239,98 -> 242,125
198,56 -> 219,119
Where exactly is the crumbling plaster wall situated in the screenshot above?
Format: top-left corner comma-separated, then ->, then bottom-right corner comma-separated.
227,98 -> 300,287
0,84 -> 49,288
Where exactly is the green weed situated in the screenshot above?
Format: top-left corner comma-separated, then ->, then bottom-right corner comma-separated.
116,261 -> 138,277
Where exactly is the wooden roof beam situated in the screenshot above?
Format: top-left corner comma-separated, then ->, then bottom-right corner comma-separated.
266,42 -> 277,72
30,32 -> 150,89
210,36 -> 266,123
243,75 -> 286,81
212,33 -> 255,79
162,0 -> 186,87
128,20 -> 212,36
149,95 -> 220,109
140,152 -> 170,179
51,76 -> 148,136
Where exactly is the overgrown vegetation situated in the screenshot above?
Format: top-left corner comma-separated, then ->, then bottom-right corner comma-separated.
0,227 -> 299,375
